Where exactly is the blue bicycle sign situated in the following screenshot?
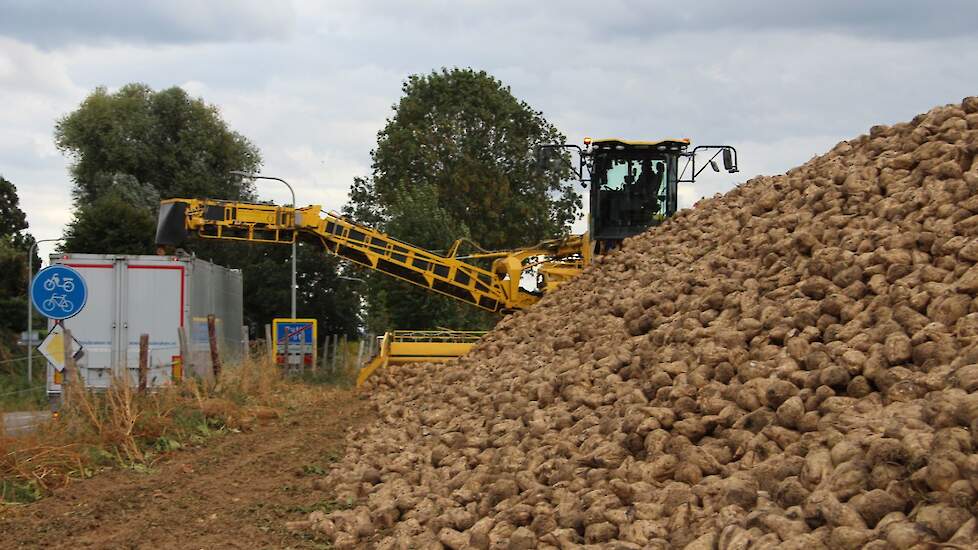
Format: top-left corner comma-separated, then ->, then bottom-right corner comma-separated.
31,265 -> 88,320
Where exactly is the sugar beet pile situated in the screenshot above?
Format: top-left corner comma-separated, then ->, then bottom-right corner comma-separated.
300,99 -> 978,549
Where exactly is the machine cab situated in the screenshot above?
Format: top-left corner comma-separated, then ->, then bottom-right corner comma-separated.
588,138 -> 688,248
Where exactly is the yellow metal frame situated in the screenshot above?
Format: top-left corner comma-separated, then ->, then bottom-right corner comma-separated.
355,330 -> 486,387
161,199 -> 589,313
590,137 -> 690,147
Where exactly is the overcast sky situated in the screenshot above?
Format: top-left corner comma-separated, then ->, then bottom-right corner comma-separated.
3,0 -> 978,262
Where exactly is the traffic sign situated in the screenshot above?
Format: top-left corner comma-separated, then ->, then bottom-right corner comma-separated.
272,318 -> 317,369
36,324 -> 83,372
31,265 -> 88,320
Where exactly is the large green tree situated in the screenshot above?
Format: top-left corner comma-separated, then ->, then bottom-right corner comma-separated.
0,177 -> 39,356
55,83 -> 259,205
54,84 -> 358,338
346,68 -> 579,331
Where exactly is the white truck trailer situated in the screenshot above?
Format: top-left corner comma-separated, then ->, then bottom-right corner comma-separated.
47,254 -> 243,404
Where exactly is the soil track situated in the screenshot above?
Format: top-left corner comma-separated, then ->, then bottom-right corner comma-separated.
0,388 -> 369,549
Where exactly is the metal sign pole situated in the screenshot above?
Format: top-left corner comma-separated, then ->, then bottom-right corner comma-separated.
228,172 -> 297,317
27,246 -> 32,384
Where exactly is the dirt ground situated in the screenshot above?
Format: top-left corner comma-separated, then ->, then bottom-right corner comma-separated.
0,388 -> 370,549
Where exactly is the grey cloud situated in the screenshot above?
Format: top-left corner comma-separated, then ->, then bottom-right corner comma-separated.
593,0 -> 978,41
0,0 -> 296,48
315,1 -> 978,44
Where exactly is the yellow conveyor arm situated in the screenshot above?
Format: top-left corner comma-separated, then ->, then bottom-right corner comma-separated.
156,198 -> 544,312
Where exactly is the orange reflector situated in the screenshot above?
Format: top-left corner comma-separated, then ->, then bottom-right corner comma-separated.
171,355 -> 183,382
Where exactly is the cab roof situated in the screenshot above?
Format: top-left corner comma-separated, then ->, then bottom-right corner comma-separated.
589,138 -> 690,150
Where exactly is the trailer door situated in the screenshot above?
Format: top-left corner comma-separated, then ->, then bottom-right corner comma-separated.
57,259 -> 117,390
123,260 -> 184,387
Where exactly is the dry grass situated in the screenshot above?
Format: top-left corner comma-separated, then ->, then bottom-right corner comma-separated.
0,355 -> 302,504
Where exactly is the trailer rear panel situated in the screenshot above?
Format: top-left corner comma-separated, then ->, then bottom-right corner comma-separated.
47,254 -> 242,399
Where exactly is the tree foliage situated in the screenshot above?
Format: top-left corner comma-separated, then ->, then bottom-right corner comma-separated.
240,244 -> 361,338
55,83 -> 259,205
54,84 -> 357,339
346,68 -> 580,331
61,191 -> 157,255
0,177 -> 39,353
0,176 -> 29,239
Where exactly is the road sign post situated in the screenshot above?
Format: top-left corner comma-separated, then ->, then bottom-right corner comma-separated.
31,265 -> 88,386
26,238 -> 65,384
272,318 -> 317,374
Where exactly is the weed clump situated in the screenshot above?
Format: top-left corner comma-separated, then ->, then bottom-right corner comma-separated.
0,357 -> 288,503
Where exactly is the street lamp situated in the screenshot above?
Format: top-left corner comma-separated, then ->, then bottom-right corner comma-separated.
26,238 -> 65,383
230,171 -> 298,318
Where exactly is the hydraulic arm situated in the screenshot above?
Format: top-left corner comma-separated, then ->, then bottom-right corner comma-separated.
156,198 -> 568,313
156,141 -> 736,317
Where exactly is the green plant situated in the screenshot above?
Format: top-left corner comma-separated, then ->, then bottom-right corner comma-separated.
0,479 -> 42,503
300,464 -> 326,476
288,498 -> 354,515
153,436 -> 182,453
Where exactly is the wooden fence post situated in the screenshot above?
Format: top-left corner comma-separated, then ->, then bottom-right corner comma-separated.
340,335 -> 348,370
264,323 -> 273,361
138,333 -> 149,393
320,336 -> 329,371
207,314 -> 221,379
177,326 -> 189,381
331,334 -> 339,371
356,339 -> 365,370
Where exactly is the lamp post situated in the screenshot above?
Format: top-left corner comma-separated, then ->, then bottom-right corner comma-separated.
230,171 -> 297,318
26,238 -> 65,383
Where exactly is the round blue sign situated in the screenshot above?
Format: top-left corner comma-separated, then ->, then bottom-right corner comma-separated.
31,265 -> 88,320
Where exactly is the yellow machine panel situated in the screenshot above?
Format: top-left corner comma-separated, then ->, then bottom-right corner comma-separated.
355,330 -> 486,387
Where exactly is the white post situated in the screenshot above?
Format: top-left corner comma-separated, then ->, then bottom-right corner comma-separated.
241,325 -> 249,362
